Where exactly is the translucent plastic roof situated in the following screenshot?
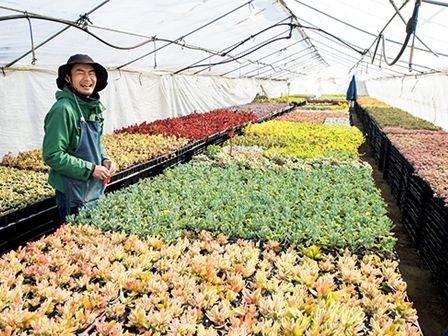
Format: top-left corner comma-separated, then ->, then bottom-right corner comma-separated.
0,0 -> 322,80
283,0 -> 448,79
1,0 -> 447,80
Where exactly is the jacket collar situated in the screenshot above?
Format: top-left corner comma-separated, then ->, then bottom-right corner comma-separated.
57,86 -> 105,115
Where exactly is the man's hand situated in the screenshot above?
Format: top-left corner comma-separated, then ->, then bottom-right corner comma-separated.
92,165 -> 111,181
102,159 -> 117,175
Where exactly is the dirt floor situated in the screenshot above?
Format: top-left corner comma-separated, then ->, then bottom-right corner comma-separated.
352,112 -> 448,336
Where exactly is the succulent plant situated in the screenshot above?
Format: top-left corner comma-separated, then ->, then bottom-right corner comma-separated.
0,222 -> 419,335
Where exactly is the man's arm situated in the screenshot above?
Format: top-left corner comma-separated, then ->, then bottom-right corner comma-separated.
42,105 -> 94,181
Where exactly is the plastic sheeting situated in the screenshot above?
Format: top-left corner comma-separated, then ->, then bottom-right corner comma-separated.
283,0 -> 448,78
0,0 -> 319,79
288,68 -> 355,96
0,68 -> 287,157
1,0 -> 448,155
364,71 -> 448,131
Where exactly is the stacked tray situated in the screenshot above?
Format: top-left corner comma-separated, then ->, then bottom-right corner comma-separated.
0,106 -> 294,254
401,175 -> 430,245
384,144 -> 414,205
420,196 -> 448,297
369,121 -> 383,164
377,131 -> 390,172
0,139 -> 208,253
354,101 -> 448,298
0,198 -> 58,253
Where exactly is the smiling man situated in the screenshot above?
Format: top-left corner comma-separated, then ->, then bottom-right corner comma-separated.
43,54 -> 116,222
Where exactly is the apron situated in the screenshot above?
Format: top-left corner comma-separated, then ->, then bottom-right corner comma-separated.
62,94 -> 105,212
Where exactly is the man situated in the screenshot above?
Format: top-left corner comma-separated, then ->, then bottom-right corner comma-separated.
43,54 -> 116,222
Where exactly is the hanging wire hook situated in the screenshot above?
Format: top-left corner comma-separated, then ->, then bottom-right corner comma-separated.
409,0 -> 422,71
24,11 -> 37,65
76,13 -> 92,29
178,37 -> 186,50
379,48 -> 382,70
249,1 -> 254,14
153,38 -> 157,69
115,68 -> 122,81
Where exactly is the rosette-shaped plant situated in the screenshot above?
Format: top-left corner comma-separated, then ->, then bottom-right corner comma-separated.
0,225 -> 420,335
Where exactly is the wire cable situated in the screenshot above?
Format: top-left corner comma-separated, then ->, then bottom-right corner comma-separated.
219,39 -> 306,76
389,0 -> 438,57
250,52 -> 321,77
350,0 -> 412,73
174,16 -> 292,75
315,37 -> 414,76
0,13 -> 157,50
116,0 -> 254,69
1,10 -> 294,76
314,40 -> 406,77
422,0 -> 448,7
87,24 -> 251,61
221,23 -> 292,57
176,24 -> 295,73
297,24 -> 364,54
1,0 -> 110,68
268,59 -> 325,80
242,48 -> 314,77
276,0 -> 327,66
378,0 -> 421,67
308,20 -> 434,73
244,53 -> 316,78
178,21 -> 352,74
192,24 -> 293,75
295,16 -> 369,57
0,11 -> 255,69
291,0 -> 448,58
267,55 -> 322,75
192,33 -> 294,76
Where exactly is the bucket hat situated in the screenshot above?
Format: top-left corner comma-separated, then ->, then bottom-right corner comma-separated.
56,54 -> 108,92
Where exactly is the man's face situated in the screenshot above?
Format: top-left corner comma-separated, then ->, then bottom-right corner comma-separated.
66,63 -> 97,96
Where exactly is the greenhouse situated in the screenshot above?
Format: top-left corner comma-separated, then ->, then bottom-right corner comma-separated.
1,0 -> 448,335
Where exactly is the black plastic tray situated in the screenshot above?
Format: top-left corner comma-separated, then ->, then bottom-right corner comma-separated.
0,106 -> 294,254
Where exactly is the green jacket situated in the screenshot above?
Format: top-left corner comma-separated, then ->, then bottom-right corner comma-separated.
42,87 -> 108,192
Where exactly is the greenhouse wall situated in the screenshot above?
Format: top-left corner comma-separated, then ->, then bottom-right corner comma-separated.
364,71 -> 448,131
289,74 -> 344,96
0,69 -> 287,157
289,71 -> 369,97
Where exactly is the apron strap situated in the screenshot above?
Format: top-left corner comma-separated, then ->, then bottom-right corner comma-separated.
72,91 -> 86,122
